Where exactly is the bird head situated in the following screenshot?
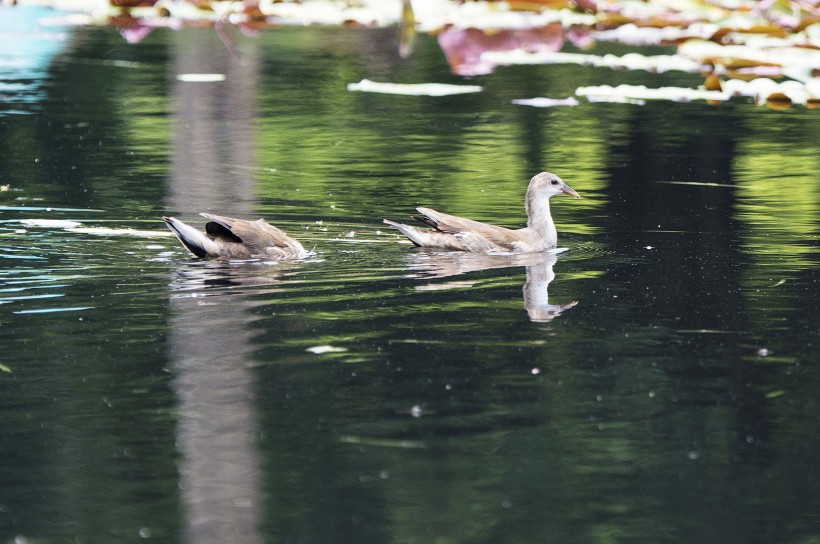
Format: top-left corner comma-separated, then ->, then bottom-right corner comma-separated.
529,171 -> 580,199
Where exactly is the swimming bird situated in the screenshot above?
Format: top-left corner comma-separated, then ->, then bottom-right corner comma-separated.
383,171 -> 579,253
162,213 -> 309,260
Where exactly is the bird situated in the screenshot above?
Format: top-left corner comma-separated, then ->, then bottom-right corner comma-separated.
162,213 -> 310,260
383,171 -> 580,253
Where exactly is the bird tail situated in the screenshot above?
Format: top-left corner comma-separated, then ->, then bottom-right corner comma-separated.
383,219 -> 423,247
162,216 -> 219,258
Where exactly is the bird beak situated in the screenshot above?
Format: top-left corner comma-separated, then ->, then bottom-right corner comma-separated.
562,184 -> 580,198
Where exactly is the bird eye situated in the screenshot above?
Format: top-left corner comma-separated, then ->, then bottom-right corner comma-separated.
550,179 -> 558,185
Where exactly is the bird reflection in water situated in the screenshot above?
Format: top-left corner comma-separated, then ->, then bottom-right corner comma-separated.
400,249 -> 578,323
166,258 -> 304,298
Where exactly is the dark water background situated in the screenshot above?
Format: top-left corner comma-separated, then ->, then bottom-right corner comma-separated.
1,7 -> 819,544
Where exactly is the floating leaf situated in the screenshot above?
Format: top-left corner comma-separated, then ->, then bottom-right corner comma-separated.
0,364 -> 11,373
576,78 -> 820,107
704,73 -> 723,91
347,79 -> 482,96
483,49 -> 704,73
259,0 -> 400,27
575,84 -> 725,103
15,0 -> 820,115
765,91 -> 792,109
176,73 -> 226,82
438,25 -> 564,76
512,96 -> 580,107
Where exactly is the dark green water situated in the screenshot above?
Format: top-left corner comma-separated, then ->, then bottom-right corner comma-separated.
1,8 -> 819,544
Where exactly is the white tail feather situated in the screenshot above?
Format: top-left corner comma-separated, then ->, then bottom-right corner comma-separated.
163,217 -> 221,257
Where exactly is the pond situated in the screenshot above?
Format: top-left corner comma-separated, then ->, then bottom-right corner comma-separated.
1,8 -> 819,544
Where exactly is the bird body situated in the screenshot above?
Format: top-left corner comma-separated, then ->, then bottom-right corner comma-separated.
383,172 -> 579,253
162,213 -> 309,260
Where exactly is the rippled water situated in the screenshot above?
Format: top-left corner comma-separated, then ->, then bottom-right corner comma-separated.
1,10 -> 819,544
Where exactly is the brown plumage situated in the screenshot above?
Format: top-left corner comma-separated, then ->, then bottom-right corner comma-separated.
383,171 -> 580,253
162,213 -> 309,260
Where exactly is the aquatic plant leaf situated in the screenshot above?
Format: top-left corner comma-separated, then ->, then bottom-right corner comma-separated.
704,73 -> 723,91
258,0 -> 402,27
576,83 -> 726,102
414,1 -> 596,33
722,77 -> 819,105
576,77 -> 820,106
438,25 -> 564,76
512,96 -> 580,107
347,79 -> 482,96
16,0 -> 820,113
765,91 -> 793,109
482,49 -> 704,73
678,39 -> 820,72
176,73 -> 226,82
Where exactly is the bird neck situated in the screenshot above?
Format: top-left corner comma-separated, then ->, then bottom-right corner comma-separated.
525,192 -> 557,245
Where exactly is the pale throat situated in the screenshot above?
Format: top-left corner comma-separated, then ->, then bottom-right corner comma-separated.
526,193 -> 556,233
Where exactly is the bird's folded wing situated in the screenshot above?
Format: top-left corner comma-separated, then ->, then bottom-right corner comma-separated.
453,232 -> 506,253
201,214 -> 305,256
416,207 -> 519,248
202,213 -> 244,243
250,219 -> 308,256
201,213 -> 238,228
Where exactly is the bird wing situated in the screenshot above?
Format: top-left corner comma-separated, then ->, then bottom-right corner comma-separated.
202,214 -> 244,244
452,231 -> 506,253
248,218 -> 308,257
201,213 -> 306,258
415,207 -> 519,249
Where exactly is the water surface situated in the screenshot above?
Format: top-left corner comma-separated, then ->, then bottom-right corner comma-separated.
1,13 -> 819,544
